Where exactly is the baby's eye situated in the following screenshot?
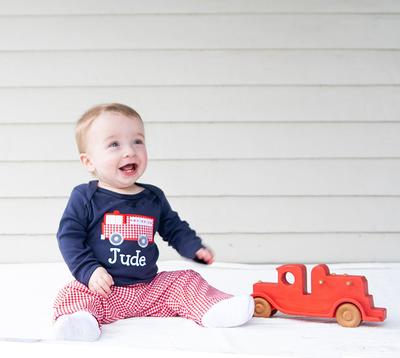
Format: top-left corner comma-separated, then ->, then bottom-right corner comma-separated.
133,139 -> 144,145
109,141 -> 119,148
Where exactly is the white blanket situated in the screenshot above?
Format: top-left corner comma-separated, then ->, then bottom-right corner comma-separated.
0,261 -> 398,357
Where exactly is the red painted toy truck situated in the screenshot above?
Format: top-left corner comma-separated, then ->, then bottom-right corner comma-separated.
253,264 -> 386,327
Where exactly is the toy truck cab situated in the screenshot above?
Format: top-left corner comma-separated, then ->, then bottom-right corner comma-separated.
253,264 -> 386,327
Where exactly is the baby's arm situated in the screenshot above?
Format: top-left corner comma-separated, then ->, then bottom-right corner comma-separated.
149,184 -> 214,263
57,187 -> 104,286
88,267 -> 114,297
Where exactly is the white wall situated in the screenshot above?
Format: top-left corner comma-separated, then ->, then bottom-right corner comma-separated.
0,0 -> 399,263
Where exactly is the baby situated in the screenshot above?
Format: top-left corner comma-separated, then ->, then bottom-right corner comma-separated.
53,103 -> 254,341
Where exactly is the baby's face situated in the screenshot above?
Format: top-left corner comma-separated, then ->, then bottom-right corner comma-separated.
81,112 -> 148,194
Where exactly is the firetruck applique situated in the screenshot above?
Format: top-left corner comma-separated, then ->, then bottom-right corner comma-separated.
101,210 -> 154,248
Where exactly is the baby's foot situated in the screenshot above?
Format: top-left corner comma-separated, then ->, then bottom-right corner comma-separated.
202,295 -> 254,328
53,311 -> 101,341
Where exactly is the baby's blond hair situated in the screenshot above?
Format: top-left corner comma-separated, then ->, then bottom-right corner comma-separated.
75,103 -> 142,153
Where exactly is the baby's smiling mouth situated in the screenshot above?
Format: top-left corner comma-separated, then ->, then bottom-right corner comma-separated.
119,163 -> 138,174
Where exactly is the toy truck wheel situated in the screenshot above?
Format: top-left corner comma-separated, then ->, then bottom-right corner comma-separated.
109,232 -> 124,246
253,297 -> 273,318
335,303 -> 362,328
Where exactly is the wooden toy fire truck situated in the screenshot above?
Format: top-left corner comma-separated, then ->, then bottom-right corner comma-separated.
101,210 -> 154,247
253,264 -> 386,327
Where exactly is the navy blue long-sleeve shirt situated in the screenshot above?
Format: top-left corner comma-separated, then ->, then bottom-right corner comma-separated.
57,181 -> 204,286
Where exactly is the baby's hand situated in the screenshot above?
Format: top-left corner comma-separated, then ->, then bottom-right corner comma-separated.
195,247 -> 214,265
88,267 -> 114,297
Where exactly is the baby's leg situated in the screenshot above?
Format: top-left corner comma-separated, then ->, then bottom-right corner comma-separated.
53,281 -> 103,341
144,270 -> 254,327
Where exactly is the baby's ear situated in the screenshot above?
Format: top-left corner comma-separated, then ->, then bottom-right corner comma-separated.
79,153 -> 95,172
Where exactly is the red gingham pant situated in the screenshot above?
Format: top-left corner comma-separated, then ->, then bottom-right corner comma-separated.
53,270 -> 231,326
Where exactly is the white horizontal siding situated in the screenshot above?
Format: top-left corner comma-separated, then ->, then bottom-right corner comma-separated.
1,86 -> 400,124
0,2 -> 399,263
1,197 -> 399,235
1,15 -> 400,50
1,123 -> 399,161
1,0 -> 399,15
0,50 -> 400,87
1,159 -> 400,197
1,51 -> 399,87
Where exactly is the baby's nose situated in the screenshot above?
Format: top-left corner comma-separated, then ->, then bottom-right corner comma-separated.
123,145 -> 136,157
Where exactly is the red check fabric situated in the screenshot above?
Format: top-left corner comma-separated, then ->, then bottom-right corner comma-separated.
53,270 -> 231,326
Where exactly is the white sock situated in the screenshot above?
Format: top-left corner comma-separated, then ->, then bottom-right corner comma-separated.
53,311 -> 101,341
202,295 -> 254,328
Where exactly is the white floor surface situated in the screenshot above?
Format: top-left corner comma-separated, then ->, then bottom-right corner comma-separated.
0,260 -> 398,358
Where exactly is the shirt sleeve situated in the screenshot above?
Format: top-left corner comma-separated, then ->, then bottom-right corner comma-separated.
57,187 -> 101,286
157,191 -> 204,259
